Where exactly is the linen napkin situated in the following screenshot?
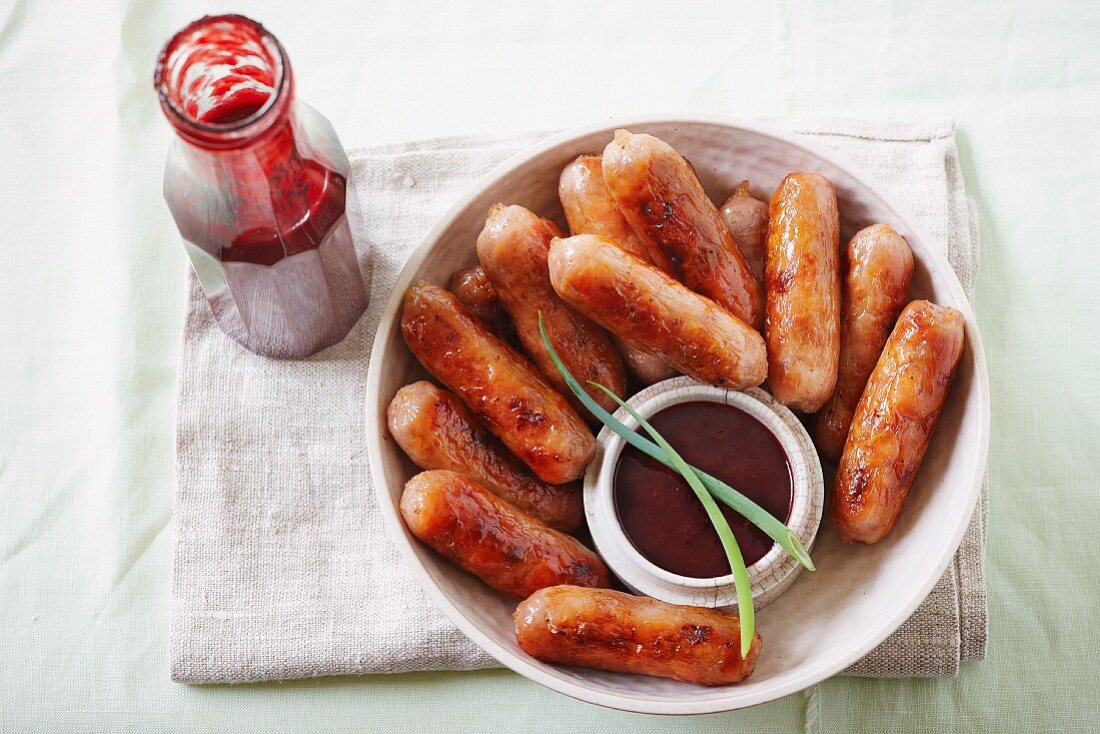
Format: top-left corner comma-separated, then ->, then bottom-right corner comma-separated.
171,120 -> 987,684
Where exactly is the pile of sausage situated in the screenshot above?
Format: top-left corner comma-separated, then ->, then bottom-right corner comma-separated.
388,129 -> 967,686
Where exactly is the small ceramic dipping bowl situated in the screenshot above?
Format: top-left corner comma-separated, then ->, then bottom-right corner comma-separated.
583,376 -> 824,610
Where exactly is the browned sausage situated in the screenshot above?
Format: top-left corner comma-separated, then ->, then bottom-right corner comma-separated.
400,471 -> 610,599
514,586 -> 761,685
476,204 -> 627,414
449,265 -> 517,344
602,129 -> 764,329
559,154 -> 651,259
831,300 -> 966,544
558,155 -> 677,385
764,173 -> 842,412
812,224 -> 914,462
548,234 -> 767,390
612,338 -> 680,388
400,281 -> 594,484
388,381 -> 584,532
719,180 -> 768,284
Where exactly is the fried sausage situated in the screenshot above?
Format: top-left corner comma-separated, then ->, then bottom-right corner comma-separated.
400,471 -> 610,599
558,155 -> 677,385
449,266 -> 516,344
547,234 -> 767,390
400,281 -> 594,484
812,224 -> 914,462
831,300 -> 965,544
476,204 -> 627,414
514,586 -> 761,685
613,338 -> 680,388
719,180 -> 768,284
388,382 -> 584,531
559,154 -> 651,259
764,173 -> 842,412
602,129 -> 763,329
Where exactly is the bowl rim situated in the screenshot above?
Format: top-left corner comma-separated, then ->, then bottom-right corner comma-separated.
364,113 -> 991,715
585,379 -> 820,596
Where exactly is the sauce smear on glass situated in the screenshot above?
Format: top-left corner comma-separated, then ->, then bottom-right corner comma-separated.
614,401 -> 792,578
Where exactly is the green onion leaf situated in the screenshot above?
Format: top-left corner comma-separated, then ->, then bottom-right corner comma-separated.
590,382 -> 755,658
537,313 -> 813,572
701,478 -> 815,572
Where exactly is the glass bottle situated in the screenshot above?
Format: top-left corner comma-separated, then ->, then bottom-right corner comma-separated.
154,14 -> 369,358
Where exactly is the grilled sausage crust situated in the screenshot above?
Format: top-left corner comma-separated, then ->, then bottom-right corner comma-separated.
602,130 -> 764,329
476,204 -> 626,414
559,154 -> 651,259
719,180 -> 769,285
559,155 -> 677,384
514,586 -> 762,685
764,173 -> 842,412
400,281 -> 594,484
388,381 -> 584,531
830,300 -> 966,544
812,224 -> 914,462
547,234 -> 767,390
400,472 -> 609,599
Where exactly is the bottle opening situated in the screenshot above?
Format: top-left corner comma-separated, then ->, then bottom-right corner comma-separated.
154,14 -> 291,147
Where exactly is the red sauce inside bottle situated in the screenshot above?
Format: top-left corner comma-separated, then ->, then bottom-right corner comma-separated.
155,14 -> 348,266
614,401 -> 793,579
158,15 -> 280,129
199,90 -> 270,125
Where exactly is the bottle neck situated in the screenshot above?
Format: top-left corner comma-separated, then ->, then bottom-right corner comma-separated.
154,14 -> 294,151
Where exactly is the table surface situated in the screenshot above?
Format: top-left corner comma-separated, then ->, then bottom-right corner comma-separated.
2,1 -> 1097,731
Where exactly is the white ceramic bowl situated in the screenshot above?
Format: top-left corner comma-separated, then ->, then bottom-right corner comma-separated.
583,378 -> 824,611
365,115 -> 990,714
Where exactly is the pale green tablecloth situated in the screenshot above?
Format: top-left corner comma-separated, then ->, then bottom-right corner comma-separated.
1,1 -> 1097,731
